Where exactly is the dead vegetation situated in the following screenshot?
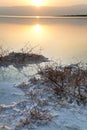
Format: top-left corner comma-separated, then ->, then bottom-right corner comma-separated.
38,62 -> 87,105
18,82 -> 29,89
16,106 -> 52,129
0,45 -> 10,57
0,45 -> 48,68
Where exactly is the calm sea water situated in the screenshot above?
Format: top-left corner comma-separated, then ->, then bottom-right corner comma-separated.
0,16 -> 87,64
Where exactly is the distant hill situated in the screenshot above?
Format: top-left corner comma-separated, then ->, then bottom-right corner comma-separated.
0,5 -> 87,16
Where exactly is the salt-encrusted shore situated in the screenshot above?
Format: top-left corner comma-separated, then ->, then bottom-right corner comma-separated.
0,62 -> 87,130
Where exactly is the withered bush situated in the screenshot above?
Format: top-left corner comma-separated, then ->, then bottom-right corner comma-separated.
0,45 -> 48,68
38,63 -> 87,105
16,106 -> 52,129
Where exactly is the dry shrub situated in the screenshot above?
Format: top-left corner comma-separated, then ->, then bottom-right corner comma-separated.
16,106 -> 52,129
37,99 -> 48,107
38,63 -> 87,105
0,45 -> 10,57
0,45 -> 48,68
18,82 -> 29,89
29,77 -> 39,84
29,107 -> 52,123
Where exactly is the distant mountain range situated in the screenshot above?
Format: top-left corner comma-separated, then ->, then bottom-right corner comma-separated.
0,5 -> 87,16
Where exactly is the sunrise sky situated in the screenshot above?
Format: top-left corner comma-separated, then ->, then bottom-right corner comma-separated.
0,0 -> 87,7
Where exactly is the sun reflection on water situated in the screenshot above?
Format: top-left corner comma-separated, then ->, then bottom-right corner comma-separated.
33,24 -> 42,31
29,23 -> 45,42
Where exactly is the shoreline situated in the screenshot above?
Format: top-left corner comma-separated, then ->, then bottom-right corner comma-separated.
0,15 -> 87,19
0,62 -> 87,129
0,48 -> 87,129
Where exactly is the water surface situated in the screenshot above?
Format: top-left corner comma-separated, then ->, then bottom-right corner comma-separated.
0,16 -> 87,64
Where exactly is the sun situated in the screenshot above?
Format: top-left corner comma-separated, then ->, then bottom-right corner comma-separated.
32,0 -> 44,7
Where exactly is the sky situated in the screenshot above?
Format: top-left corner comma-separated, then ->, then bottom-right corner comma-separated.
0,0 -> 87,7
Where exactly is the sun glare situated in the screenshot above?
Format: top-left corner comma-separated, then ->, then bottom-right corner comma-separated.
35,24 -> 41,31
31,0 -> 44,7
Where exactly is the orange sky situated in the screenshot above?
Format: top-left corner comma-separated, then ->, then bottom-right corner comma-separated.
0,0 -> 87,7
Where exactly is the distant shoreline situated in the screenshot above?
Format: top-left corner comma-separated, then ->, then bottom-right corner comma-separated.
0,15 -> 87,19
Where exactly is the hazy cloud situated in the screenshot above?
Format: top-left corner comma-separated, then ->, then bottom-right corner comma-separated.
0,5 -> 87,16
